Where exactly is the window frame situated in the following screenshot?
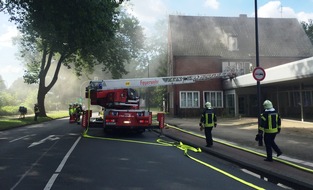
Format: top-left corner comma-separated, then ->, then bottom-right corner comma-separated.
203,91 -> 224,108
179,91 -> 200,108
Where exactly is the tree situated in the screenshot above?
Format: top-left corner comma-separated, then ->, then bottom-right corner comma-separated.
302,19 -> 313,45
2,0 -> 144,116
145,18 -> 169,110
0,75 -> 6,90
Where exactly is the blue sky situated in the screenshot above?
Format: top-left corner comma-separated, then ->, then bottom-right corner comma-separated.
1,0 -> 313,87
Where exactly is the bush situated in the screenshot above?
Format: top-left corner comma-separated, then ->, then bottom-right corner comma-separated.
0,106 -> 33,116
0,106 -> 21,116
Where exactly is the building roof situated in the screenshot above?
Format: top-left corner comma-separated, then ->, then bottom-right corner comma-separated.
223,56 -> 313,89
169,15 -> 313,59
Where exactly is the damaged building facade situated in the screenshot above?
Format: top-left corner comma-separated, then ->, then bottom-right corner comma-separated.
167,14 -> 313,121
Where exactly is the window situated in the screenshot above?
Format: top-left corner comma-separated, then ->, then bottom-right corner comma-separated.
290,91 -> 300,107
204,91 -> 223,108
226,93 -> 235,116
302,91 -> 313,107
228,36 -> 238,51
180,91 -> 199,108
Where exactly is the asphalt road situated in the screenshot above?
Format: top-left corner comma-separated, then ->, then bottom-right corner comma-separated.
0,118 -> 285,190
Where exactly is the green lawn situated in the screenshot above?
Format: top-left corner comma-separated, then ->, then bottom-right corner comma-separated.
0,111 -> 69,131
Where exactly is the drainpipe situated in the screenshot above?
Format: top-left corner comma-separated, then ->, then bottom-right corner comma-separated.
276,87 -> 279,113
300,83 -> 304,122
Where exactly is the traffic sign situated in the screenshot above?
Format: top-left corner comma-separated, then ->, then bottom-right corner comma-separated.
252,67 -> 266,81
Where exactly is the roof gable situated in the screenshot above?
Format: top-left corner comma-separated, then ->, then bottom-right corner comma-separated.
169,15 -> 313,59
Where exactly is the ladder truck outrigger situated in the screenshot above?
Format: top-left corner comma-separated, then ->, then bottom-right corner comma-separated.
83,70 -> 237,133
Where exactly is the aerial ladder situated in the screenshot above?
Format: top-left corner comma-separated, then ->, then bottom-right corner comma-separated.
83,70 -> 237,133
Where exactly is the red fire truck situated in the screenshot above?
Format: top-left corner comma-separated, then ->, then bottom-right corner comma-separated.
83,71 -> 236,133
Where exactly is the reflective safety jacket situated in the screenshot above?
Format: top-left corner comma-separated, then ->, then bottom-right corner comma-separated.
69,108 -> 75,115
200,108 -> 217,127
259,110 -> 281,133
34,106 -> 39,114
76,106 -> 82,115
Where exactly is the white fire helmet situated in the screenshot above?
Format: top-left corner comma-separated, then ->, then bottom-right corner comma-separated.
263,100 -> 273,109
205,102 -> 212,109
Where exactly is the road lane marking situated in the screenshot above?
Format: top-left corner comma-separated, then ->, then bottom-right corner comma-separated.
10,134 -> 36,143
44,136 -> 81,190
10,135 -> 31,142
43,174 -> 59,190
28,135 -> 60,148
55,136 -> 81,172
10,139 -> 59,190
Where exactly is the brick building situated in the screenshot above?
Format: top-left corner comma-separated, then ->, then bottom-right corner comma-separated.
167,14 -> 313,119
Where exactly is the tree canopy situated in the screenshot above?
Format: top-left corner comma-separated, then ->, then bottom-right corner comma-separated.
302,19 -> 313,45
0,75 -> 6,90
1,0 -> 144,116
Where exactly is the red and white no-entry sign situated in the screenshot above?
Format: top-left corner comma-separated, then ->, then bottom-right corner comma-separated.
252,67 -> 266,81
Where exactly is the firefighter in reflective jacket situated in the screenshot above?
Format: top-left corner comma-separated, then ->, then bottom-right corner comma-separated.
34,103 -> 39,121
69,104 -> 73,116
76,104 -> 82,124
199,102 -> 217,147
259,100 -> 283,162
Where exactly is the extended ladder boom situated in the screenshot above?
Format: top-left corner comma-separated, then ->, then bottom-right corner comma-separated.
84,70 -> 237,132
87,71 -> 237,91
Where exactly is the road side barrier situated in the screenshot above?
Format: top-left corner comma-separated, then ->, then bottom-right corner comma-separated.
69,114 -> 76,123
157,113 -> 165,129
157,113 -> 165,136
82,110 -> 92,128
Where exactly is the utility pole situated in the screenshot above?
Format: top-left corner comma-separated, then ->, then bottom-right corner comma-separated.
255,0 -> 262,146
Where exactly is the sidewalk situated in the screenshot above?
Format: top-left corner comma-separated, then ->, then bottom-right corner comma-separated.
164,116 -> 313,166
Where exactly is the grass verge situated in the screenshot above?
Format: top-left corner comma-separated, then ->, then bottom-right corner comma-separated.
0,111 -> 69,131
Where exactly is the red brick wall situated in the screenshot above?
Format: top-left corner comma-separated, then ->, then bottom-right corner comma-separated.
170,56 -> 224,117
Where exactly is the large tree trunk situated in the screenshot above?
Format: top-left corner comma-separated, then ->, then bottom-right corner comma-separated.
36,46 -> 65,117
37,86 -> 47,117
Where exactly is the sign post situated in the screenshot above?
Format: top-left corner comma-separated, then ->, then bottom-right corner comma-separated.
252,67 -> 266,81
252,66 -> 266,146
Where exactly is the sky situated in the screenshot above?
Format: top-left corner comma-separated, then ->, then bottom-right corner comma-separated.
0,0 -> 313,88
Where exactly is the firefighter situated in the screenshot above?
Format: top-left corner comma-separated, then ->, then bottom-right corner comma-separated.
76,103 -> 82,124
69,103 -> 74,123
259,100 -> 283,162
199,102 -> 217,147
69,104 -> 73,116
34,103 -> 39,121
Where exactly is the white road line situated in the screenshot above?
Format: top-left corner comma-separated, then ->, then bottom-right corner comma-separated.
241,168 -> 260,178
28,135 -> 60,148
10,139 -> 58,190
10,135 -> 31,142
43,174 -> 59,190
44,136 -> 82,190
